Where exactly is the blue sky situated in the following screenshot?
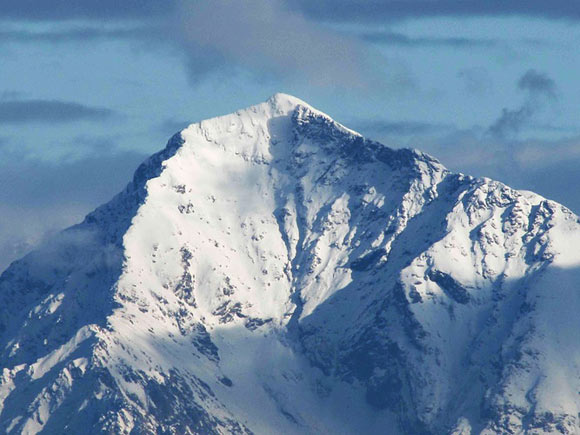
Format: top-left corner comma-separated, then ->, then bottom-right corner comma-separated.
1,1 -> 580,271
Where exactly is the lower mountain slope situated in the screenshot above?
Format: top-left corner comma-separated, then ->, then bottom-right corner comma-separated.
1,94 -> 579,434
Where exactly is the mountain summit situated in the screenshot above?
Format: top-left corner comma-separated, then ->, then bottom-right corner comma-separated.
1,95 -> 579,434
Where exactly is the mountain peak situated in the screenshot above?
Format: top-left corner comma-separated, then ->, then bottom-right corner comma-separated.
1,97 -> 580,434
172,93 -> 363,166
265,92 -> 362,138
266,92 -> 309,111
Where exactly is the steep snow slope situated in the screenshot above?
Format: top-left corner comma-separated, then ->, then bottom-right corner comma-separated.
1,94 -> 579,434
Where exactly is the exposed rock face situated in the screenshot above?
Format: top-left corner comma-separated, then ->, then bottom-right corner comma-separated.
1,94 -> 579,434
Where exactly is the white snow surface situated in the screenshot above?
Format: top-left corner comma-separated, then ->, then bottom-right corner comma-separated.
1,93 -> 580,434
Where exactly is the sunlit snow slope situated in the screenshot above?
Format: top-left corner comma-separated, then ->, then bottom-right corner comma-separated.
1,94 -> 580,434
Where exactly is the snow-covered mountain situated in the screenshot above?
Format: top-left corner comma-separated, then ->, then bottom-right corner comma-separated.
1,94 -> 579,434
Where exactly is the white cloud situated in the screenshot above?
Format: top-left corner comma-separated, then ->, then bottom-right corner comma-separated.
174,0 -> 376,88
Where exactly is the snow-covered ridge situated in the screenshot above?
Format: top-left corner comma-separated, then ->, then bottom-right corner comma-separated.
196,92 -> 361,136
1,94 -> 579,434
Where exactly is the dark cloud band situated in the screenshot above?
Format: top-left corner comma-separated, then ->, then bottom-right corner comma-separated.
296,1 -> 580,22
2,0 -> 579,24
0,0 -> 170,21
0,100 -> 115,124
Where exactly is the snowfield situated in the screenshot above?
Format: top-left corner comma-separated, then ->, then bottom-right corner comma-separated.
1,94 -> 579,434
